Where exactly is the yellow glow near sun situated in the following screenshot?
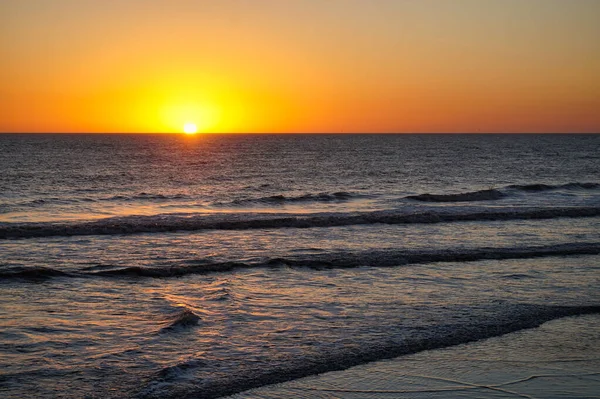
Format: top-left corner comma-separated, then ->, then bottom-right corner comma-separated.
159,100 -> 222,133
183,122 -> 198,134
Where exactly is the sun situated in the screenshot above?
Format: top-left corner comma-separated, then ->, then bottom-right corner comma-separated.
183,122 -> 198,134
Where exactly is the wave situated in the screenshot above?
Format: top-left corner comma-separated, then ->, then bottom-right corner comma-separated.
4,242 -> 599,281
7,193 -> 192,208
140,304 -> 600,399
89,262 -> 248,278
156,358 -> 208,380
407,189 -> 505,202
88,242 -> 600,278
2,206 -> 600,239
4,182 -> 597,213
0,266 -> 70,279
406,182 -> 599,203
223,191 -> 358,206
8,191 -> 361,210
159,308 -> 201,333
508,182 -> 599,192
105,193 -> 190,202
12,197 -> 84,208
228,182 -> 598,207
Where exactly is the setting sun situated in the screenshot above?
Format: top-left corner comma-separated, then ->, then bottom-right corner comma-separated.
183,123 -> 198,135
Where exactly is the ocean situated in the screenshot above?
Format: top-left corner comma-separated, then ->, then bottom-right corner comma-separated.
1,133 -> 599,398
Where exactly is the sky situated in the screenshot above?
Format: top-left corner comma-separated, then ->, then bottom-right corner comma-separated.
1,0 -> 599,133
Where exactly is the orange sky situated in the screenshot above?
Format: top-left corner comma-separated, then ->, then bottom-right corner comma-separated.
1,0 -> 599,133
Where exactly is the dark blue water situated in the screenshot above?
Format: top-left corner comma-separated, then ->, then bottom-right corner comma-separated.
1,134 -> 599,398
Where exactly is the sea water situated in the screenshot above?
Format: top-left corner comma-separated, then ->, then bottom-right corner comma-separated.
1,134 -> 599,398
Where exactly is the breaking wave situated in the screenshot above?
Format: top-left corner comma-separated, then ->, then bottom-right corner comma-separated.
86,242 -> 600,278
159,308 -> 201,333
2,206 -> 600,239
3,242 -> 599,280
156,358 -> 207,380
89,262 -> 248,278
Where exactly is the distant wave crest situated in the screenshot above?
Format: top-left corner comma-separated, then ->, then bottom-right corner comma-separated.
106,192 -> 190,202
223,191 -> 358,206
508,182 -> 600,192
10,192 -> 192,208
406,189 -> 505,202
406,182 -> 599,202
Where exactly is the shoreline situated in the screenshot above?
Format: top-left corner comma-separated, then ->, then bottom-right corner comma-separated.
226,314 -> 600,398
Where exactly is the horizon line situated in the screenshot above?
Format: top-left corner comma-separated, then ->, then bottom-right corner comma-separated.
1,132 -> 599,135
